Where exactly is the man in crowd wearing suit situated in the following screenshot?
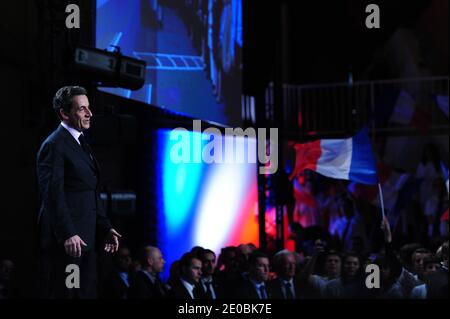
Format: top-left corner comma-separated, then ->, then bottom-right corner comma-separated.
100,246 -> 132,299
37,86 -> 121,298
169,252 -> 203,299
128,246 -> 167,299
268,250 -> 301,299
198,249 -> 225,299
235,251 -> 272,299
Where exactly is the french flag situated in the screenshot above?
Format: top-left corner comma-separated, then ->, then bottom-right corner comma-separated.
289,127 -> 378,185
348,163 -> 421,231
389,90 -> 431,134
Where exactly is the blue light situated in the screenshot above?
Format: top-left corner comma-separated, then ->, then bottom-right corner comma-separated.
161,130 -> 204,237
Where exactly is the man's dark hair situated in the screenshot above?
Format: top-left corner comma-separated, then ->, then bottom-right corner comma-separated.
399,243 -> 422,268
201,249 -> 216,261
412,248 -> 432,261
53,86 -> 87,118
190,246 -> 206,260
325,250 -> 342,260
342,251 -> 364,280
423,254 -> 440,269
343,251 -> 362,262
248,250 -> 269,267
179,252 -> 200,273
137,245 -> 153,265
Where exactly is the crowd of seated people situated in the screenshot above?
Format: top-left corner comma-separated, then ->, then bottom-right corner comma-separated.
93,220 -> 447,300
0,225 -> 447,299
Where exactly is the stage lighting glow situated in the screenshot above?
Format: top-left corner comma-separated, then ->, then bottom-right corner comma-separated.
194,157 -> 249,252
162,131 -> 204,237
157,129 -> 259,280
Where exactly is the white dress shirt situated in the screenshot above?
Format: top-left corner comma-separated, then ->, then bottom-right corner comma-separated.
281,278 -> 296,299
180,278 -> 196,299
201,277 -> 217,299
61,121 -> 82,145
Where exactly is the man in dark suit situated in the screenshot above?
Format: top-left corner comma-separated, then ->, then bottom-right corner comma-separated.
128,246 -> 168,299
267,250 -> 302,299
169,252 -> 203,299
234,251 -> 272,299
37,86 -> 121,299
197,249 -> 225,299
100,246 -> 132,299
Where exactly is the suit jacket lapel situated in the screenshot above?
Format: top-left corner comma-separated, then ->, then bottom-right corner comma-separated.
57,125 -> 97,171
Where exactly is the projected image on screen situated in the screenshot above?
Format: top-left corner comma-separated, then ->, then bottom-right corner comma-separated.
96,0 -> 243,126
156,129 -> 258,280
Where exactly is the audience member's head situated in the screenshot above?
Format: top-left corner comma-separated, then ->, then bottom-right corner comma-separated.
139,246 -> 165,274
237,244 -> 252,260
236,244 -> 253,273
411,248 -> 432,275
179,252 -> 202,284
112,246 -> 132,272
272,250 -> 296,280
324,251 -> 341,279
248,251 -> 270,284
399,243 -> 422,270
247,243 -> 257,252
0,259 -> 14,282
201,249 -> 217,278
342,252 -> 363,280
423,255 -> 440,276
190,246 -> 206,260
218,246 -> 238,273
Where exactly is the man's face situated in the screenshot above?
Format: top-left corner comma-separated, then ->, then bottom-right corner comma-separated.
424,263 -> 439,276
202,252 -> 216,276
185,258 -> 202,284
150,249 -> 165,273
224,251 -> 238,271
116,248 -> 132,272
238,245 -> 252,260
252,257 -> 270,283
0,260 -> 14,281
325,255 -> 341,277
343,256 -> 360,277
279,254 -> 296,279
62,95 -> 92,131
412,253 -> 430,274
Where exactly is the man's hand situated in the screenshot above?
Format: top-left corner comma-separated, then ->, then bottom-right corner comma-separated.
64,235 -> 87,257
104,228 -> 122,253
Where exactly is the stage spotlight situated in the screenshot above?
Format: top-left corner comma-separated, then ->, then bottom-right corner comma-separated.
73,45 -> 146,90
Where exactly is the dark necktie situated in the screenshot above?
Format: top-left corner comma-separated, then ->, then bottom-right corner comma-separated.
259,285 -> 267,299
193,286 -> 202,299
205,281 -> 214,299
284,281 -> 294,299
78,134 -> 93,161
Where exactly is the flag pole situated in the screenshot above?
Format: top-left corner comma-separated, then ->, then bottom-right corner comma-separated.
378,183 -> 385,220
